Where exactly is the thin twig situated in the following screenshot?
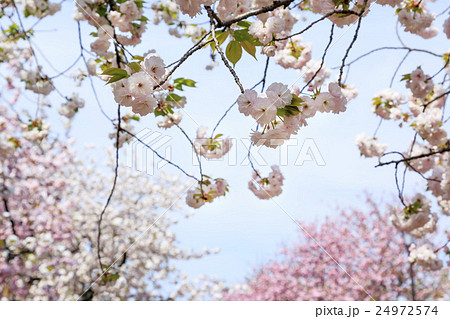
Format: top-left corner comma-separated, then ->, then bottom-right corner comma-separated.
120,128 -> 200,181
155,32 -> 213,90
2,196 -> 16,236
275,10 -> 358,42
333,46 -> 441,70
377,146 -> 450,168
206,6 -> 244,94
301,23 -> 334,93
77,22 -> 113,123
218,0 -> 295,28
338,1 -> 368,85
96,105 -> 121,272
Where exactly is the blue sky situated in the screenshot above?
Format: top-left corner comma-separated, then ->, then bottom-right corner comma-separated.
11,1 -> 450,286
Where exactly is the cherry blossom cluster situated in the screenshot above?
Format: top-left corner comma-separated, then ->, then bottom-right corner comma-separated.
223,202 -> 448,300
405,67 -> 434,100
397,1 -> 438,39
151,0 -> 179,25
186,177 -> 228,208
175,0 -> 215,18
157,111 -> 182,128
19,68 -> 53,96
309,0 -> 368,27
112,53 -> 167,116
273,35 -> 312,69
355,132 -> 388,158
248,8 -> 297,45
390,194 -> 438,239
151,0 -> 209,43
444,13 -> 450,39
238,82 -> 347,149
193,127 -> 232,159
359,79 -> 447,153
428,152 -> 450,217
21,0 -> 61,18
21,118 -> 50,141
371,88 -> 405,120
0,106 -> 224,300
356,55 -> 449,269
58,93 -> 85,119
74,0 -> 147,52
248,165 -> 284,199
0,31 -> 59,103
413,107 -> 447,146
408,243 -> 444,271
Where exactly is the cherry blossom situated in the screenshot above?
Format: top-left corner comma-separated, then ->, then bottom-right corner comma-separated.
223,199 -> 448,300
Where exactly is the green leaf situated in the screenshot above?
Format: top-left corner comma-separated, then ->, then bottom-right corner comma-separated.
237,21 -> 252,29
154,105 -> 174,117
165,106 -> 175,114
233,29 -> 253,42
102,273 -> 120,283
233,29 -> 263,46
276,108 -> 286,117
166,93 -> 183,102
133,55 -> 145,62
102,67 -> 128,77
96,6 -> 107,17
210,30 -> 229,52
135,0 -> 144,8
289,94 -> 303,107
241,41 -> 257,59
284,105 -> 301,116
372,97 -> 382,106
214,134 -> 223,139
226,41 -> 242,67
154,108 -> 166,117
400,73 -> 411,82
173,78 -> 196,91
127,62 -> 141,73
174,78 -> 196,87
102,68 -> 129,84
106,74 -> 128,84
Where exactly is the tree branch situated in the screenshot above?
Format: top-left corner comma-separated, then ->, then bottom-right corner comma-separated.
377,146 -> 450,168
338,1 -> 368,85
206,7 -> 244,94
217,0 -> 295,28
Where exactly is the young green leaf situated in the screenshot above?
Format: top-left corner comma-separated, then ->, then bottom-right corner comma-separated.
289,94 -> 304,107
173,78 -> 196,90
237,21 -> 251,29
400,73 -> 411,82
102,67 -> 129,77
127,62 -> 141,73
166,93 -> 183,102
241,40 -> 257,59
226,41 -> 242,67
210,30 -> 229,52
105,74 -> 128,85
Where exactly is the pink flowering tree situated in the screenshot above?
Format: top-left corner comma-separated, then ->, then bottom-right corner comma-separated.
0,0 -> 450,299
0,106 -> 224,300
222,198 -> 449,301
